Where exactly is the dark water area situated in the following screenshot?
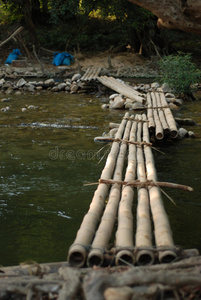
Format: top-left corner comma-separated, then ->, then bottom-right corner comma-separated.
0,90 -> 200,266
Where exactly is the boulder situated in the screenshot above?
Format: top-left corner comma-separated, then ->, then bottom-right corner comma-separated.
110,96 -> 125,109
165,93 -> 175,98
109,93 -> 119,100
70,83 -> 79,94
44,79 -> 55,86
188,131 -> 195,138
132,101 -> 145,109
17,78 -> 27,87
161,83 -> 170,93
178,127 -> 188,139
125,102 -> 133,109
101,104 -> 109,109
72,73 -> 81,81
57,83 -> 66,91
151,82 -> 160,89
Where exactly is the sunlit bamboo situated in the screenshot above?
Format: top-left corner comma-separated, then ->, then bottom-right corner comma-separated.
142,114 -> 177,263
68,112 -> 129,267
135,114 -> 154,265
115,117 -> 138,265
87,117 -> 133,267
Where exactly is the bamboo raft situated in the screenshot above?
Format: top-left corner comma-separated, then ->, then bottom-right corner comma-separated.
97,76 -> 178,141
97,75 -> 145,103
147,92 -> 178,139
81,67 -> 102,82
68,112 -> 194,268
0,108 -> 199,300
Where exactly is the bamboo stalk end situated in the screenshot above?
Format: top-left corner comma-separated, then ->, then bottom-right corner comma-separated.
135,249 -> 155,266
116,250 -> 135,266
68,244 -> 87,268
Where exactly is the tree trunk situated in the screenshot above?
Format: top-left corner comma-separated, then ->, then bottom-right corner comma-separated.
128,0 -> 201,34
31,0 -> 41,22
22,0 -> 39,51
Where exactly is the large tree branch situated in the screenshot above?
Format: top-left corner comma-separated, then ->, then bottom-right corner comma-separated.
0,27 -> 23,48
128,0 -> 201,34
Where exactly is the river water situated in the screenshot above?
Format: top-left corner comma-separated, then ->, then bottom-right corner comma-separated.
0,90 -> 200,266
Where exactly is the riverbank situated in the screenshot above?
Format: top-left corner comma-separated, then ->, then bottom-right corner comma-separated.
0,51 -> 159,79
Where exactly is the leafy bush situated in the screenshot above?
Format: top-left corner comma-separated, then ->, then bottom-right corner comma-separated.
158,52 -> 201,95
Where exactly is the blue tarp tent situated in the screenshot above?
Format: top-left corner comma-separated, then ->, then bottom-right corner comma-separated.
5,49 -> 21,64
52,52 -> 74,66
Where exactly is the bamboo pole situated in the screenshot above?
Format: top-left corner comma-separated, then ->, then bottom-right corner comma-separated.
97,76 -> 145,103
93,67 -> 102,80
155,92 -> 170,135
81,67 -> 91,81
0,26 -> 23,48
115,117 -> 138,265
87,67 -> 102,81
151,92 -> 164,140
109,122 -> 120,129
68,112 -> 129,267
108,77 -> 144,98
160,93 -> 178,138
147,93 -> 155,132
142,114 -> 177,263
135,114 -> 154,265
87,117 -> 133,267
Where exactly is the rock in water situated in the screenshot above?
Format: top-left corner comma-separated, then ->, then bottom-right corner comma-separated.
17,78 -> 27,87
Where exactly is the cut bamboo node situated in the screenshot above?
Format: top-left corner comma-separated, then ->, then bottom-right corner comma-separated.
116,250 -> 135,266
135,249 -> 155,266
158,249 -> 178,264
87,248 -> 104,267
68,244 -> 88,268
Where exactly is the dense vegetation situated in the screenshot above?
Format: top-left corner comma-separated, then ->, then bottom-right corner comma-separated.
1,0 -> 200,59
158,52 -> 201,97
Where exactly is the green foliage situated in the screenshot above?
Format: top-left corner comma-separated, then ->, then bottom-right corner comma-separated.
158,52 -> 201,94
0,0 -> 23,23
48,0 -> 80,24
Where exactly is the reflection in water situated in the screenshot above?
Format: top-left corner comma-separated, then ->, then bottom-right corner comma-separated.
0,92 -> 200,266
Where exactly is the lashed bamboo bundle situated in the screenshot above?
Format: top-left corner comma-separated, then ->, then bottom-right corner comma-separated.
135,114 -> 154,265
80,67 -> 91,81
115,118 -> 138,265
147,93 -> 155,132
151,92 -> 164,140
97,76 -> 145,103
155,93 -> 170,135
81,67 -> 102,82
68,112 -> 129,267
142,113 -> 177,263
160,92 -> 178,138
87,117 -> 133,267
87,67 -> 102,82
108,76 -> 144,99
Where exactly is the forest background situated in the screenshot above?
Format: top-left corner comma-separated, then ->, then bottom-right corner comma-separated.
0,0 -> 201,64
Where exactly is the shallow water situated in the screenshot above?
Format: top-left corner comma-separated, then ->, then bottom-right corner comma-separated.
0,91 -> 200,266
